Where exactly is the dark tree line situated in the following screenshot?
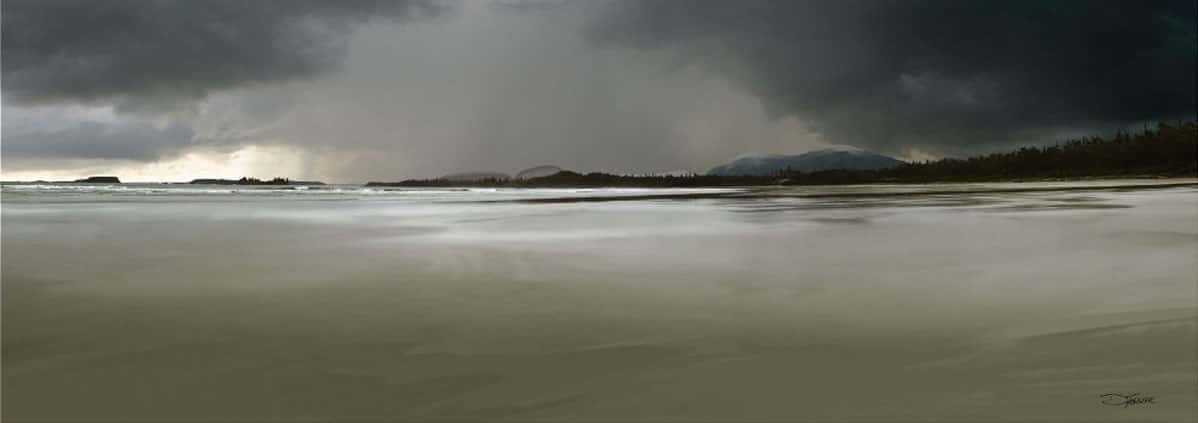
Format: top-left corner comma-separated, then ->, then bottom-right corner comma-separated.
189,177 -> 317,185
783,122 -> 1196,185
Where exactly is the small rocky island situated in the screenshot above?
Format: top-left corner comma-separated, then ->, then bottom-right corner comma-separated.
73,176 -> 121,183
189,177 -> 325,186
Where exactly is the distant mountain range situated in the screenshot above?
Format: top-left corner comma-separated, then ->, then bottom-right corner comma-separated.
707,145 -> 905,176
515,165 -> 562,179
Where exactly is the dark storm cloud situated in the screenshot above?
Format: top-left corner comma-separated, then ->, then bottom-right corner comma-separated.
5,0 -> 1194,179
1,0 -> 446,107
589,0 -> 1197,155
2,121 -> 194,161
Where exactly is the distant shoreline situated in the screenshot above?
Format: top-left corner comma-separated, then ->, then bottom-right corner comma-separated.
371,123 -> 1198,188
187,177 -> 326,186
366,173 -> 1197,189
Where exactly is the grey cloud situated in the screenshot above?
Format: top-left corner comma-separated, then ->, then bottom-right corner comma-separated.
588,0 -> 1198,156
2,120 -> 194,161
1,0 -> 447,107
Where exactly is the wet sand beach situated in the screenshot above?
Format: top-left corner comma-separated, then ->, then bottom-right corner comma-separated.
3,181 -> 1196,422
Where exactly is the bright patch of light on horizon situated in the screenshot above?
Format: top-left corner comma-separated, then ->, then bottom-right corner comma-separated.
0,145 -> 312,183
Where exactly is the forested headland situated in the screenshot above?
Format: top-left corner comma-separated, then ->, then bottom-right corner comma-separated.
368,122 -> 1197,188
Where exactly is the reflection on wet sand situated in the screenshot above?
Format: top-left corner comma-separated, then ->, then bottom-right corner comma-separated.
3,181 -> 1196,422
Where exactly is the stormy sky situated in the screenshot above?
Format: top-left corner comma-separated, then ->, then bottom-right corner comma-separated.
3,0 -> 1195,182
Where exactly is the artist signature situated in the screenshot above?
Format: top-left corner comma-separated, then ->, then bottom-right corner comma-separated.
1099,393 -> 1156,408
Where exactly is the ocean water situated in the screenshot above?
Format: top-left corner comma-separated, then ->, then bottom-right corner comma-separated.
3,180 -> 1196,422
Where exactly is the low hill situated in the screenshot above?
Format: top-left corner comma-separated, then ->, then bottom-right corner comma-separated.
515,165 -> 563,179
708,146 -> 904,176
